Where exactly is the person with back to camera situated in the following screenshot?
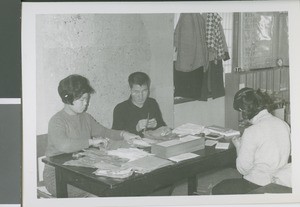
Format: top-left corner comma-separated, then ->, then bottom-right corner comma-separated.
43,74 -> 140,198
212,87 -> 291,194
112,71 -> 171,138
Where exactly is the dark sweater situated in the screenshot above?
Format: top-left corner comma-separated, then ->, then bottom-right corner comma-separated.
112,97 -> 166,137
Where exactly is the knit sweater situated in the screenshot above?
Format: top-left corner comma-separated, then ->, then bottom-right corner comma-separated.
112,97 -> 166,137
46,110 -> 122,157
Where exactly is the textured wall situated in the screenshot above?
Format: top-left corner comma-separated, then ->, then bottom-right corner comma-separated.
174,97 -> 225,128
36,14 -> 174,135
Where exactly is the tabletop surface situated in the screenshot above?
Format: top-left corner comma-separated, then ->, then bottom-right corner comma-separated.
43,143 -> 236,189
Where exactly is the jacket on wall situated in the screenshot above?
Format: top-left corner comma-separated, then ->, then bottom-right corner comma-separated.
174,13 -> 230,100
174,13 -> 208,72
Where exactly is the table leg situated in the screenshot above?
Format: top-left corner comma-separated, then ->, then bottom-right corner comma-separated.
187,176 -> 197,195
55,167 -> 68,198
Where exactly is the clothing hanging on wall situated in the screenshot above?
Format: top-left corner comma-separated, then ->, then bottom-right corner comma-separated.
174,13 -> 208,72
200,60 -> 226,100
206,13 -> 226,62
174,13 -> 207,99
174,66 -> 204,99
200,13 -> 230,100
174,13 -> 230,100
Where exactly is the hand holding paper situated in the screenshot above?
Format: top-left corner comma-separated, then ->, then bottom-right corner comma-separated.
231,136 -> 241,148
136,118 -> 157,132
122,131 -> 141,145
89,137 -> 109,149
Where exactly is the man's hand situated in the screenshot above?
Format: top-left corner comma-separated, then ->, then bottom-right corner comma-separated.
147,118 -> 157,129
136,118 -> 157,132
157,126 -> 172,136
147,126 -> 172,137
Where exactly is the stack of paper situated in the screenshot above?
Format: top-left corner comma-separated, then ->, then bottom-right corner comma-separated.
206,125 -> 240,137
172,123 -> 205,136
205,140 -> 218,146
205,132 -> 224,140
168,153 -> 199,163
151,135 -> 205,159
215,142 -> 230,150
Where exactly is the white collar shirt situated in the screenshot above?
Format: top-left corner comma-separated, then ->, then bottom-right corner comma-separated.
236,109 -> 291,186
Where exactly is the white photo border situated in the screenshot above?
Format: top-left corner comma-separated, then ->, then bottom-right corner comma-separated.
22,1 -> 300,207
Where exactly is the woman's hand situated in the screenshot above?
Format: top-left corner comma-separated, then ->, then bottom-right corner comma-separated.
231,136 -> 241,151
89,137 -> 109,149
121,131 -> 141,145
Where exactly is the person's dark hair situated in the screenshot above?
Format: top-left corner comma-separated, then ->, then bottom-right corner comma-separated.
128,72 -> 151,88
58,74 -> 95,105
233,87 -> 273,120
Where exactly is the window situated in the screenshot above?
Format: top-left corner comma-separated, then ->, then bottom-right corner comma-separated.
219,13 -> 233,73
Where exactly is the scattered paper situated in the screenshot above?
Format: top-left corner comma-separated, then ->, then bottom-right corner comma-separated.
215,142 -> 230,150
168,153 -> 199,163
202,128 -> 212,135
107,148 -> 152,162
172,123 -> 204,136
205,133 -> 224,140
63,148 -> 129,168
123,156 -> 173,174
142,138 -> 159,144
93,167 -> 134,179
205,140 -> 218,146
132,139 -> 151,147
179,135 -> 200,142
93,161 -> 120,170
206,125 -> 240,137
156,139 -> 181,147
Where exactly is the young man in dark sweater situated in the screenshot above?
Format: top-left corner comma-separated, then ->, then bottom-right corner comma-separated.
112,72 -> 171,137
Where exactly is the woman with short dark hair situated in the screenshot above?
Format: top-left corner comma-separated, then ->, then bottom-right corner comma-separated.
43,74 -> 140,197
212,87 -> 291,194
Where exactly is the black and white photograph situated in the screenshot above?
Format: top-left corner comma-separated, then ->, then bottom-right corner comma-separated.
22,1 -> 300,207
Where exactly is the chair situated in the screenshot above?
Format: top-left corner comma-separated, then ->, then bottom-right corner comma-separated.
36,134 -> 54,198
171,167 -> 242,196
194,167 -> 242,195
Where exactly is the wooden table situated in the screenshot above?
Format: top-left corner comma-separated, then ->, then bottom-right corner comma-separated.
43,145 -> 236,198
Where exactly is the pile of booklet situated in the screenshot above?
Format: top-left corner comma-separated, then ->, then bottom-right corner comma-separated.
172,123 -> 205,136
206,125 -> 240,137
151,135 -> 205,159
